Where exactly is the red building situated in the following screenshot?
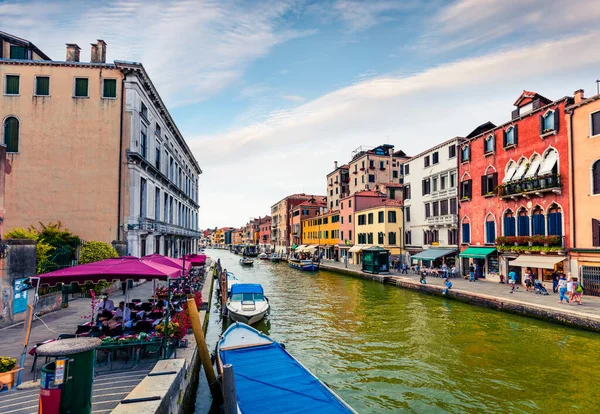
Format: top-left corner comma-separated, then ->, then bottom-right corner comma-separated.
257,216 -> 272,249
458,91 -> 572,285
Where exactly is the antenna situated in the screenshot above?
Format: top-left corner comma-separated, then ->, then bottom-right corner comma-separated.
597,79 -> 600,95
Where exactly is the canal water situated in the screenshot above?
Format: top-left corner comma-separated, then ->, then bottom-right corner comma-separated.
196,249 -> 600,413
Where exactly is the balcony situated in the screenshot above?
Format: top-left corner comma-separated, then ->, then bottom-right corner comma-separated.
499,173 -> 561,199
429,187 -> 458,200
426,214 -> 458,227
136,218 -> 202,238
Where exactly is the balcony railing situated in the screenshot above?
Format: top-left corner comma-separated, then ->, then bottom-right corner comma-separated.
499,173 -> 561,198
429,187 -> 458,200
426,214 -> 458,227
136,218 -> 202,237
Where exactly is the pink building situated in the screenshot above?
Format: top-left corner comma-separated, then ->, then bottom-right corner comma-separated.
257,216 -> 271,249
339,190 -> 387,263
290,198 -> 326,247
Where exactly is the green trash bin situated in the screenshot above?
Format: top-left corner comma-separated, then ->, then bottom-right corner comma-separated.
37,338 -> 102,414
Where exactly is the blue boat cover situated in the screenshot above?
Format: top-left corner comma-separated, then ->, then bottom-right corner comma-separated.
230,283 -> 264,295
220,342 -> 352,413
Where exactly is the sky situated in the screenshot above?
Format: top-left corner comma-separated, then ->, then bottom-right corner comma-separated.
3,0 -> 600,229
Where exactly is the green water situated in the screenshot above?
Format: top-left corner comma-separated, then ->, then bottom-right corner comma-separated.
196,249 -> 599,413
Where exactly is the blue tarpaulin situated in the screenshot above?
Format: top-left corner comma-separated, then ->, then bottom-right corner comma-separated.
220,342 -> 352,413
230,283 -> 264,295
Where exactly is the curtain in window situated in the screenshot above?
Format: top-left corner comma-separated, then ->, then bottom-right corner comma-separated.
504,216 -> 516,236
517,215 -> 530,236
548,212 -> 562,236
3,117 -> 19,152
532,214 -> 545,236
462,223 -> 470,243
36,77 -> 50,95
486,221 -> 495,243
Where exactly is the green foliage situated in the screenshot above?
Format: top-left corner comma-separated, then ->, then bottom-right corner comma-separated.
4,227 -> 37,240
32,221 -> 80,249
36,242 -> 54,274
79,241 -> 118,264
82,281 -> 112,296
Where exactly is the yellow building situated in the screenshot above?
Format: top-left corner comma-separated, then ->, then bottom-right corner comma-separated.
301,210 -> 340,260
351,201 -> 403,264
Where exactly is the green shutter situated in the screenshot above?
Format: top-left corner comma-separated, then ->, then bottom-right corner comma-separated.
9,46 -> 26,60
5,75 -> 20,94
3,117 -> 19,153
103,79 -> 117,98
36,77 -> 50,96
75,78 -> 88,97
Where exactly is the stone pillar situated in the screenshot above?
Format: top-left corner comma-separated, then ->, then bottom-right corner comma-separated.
111,240 -> 127,257
127,233 -> 139,257
0,239 -> 36,328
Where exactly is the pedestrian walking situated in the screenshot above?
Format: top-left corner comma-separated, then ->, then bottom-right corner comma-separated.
524,272 -> 533,292
402,262 -> 408,274
557,273 -> 569,303
469,263 -> 475,282
451,266 -> 458,278
551,271 -> 559,293
567,274 -> 575,302
442,263 -> 448,279
571,278 -> 584,305
508,270 -> 517,293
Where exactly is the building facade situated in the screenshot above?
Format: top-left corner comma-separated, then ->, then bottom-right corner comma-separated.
402,138 -> 461,266
347,144 -> 409,195
326,162 -> 349,210
270,193 -> 324,254
352,201 -> 403,264
290,198 -> 326,248
566,89 -> 600,294
257,216 -> 271,250
301,210 -> 340,260
458,91 -> 571,283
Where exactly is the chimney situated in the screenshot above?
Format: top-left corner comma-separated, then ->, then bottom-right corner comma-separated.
96,40 -> 107,63
90,43 -> 99,63
574,89 -> 585,104
334,161 -> 338,169
66,44 -> 81,62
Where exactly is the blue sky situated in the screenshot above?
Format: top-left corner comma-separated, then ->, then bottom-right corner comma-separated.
3,0 -> 600,228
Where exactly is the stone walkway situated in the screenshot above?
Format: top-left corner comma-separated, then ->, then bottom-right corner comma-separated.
319,260 -> 600,324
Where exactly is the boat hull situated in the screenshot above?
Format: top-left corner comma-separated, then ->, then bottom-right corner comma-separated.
288,259 -> 319,271
227,307 -> 268,325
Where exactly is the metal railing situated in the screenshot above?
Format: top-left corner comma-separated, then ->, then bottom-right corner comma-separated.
499,173 -> 561,198
138,218 -> 202,237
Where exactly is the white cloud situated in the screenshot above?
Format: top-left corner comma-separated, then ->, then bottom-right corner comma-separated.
331,0 -> 416,32
0,0 -> 315,107
192,32 -> 600,227
281,95 -> 306,102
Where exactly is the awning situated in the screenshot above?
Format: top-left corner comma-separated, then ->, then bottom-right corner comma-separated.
305,245 -> 318,252
295,245 -> 306,252
459,247 -> 497,258
291,244 -> 298,250
349,244 -> 370,253
412,248 -> 457,261
142,254 -> 192,274
508,255 -> 565,269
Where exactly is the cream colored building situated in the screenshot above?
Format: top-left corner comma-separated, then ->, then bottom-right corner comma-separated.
0,31 -> 201,257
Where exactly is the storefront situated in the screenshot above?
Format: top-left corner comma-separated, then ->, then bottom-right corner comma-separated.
459,247 -> 498,279
506,255 -> 566,287
348,244 -> 372,265
411,248 -> 457,269
362,246 -> 390,274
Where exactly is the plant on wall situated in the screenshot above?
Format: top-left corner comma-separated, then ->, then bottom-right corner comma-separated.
79,241 -> 118,264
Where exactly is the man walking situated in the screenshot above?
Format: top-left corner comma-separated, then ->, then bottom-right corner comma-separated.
551,271 -> 559,293
508,270 -> 517,293
402,262 -> 408,274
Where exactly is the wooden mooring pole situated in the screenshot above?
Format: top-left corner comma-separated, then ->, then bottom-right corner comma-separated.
222,364 -> 237,414
187,298 -> 220,400
221,268 -> 228,316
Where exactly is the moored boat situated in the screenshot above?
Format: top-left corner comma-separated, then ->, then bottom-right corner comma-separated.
240,257 -> 254,266
288,258 -> 319,271
217,323 -> 356,413
269,253 -> 282,263
258,253 -> 268,260
226,284 -> 270,325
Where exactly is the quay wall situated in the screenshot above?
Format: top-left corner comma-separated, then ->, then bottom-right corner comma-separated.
319,263 -> 600,333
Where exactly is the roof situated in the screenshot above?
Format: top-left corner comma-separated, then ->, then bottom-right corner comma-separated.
350,190 -> 386,198
466,122 -> 496,139
403,137 -> 463,161
355,199 -> 403,212
513,90 -> 552,107
294,199 -> 327,209
0,30 -> 51,60
566,93 -> 600,111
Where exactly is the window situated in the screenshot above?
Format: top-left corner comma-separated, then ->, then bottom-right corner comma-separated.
481,172 -> 498,196
102,79 -> 117,98
425,203 -> 431,218
349,230 -> 352,241
484,134 -> 495,154
155,123 -> 162,138
448,229 -> 457,245
362,175 -> 365,184
140,125 -> 148,158
379,161 -> 385,169
369,174 -> 375,183
532,208 -> 545,236
449,145 -> 456,158
341,216 -> 344,224
2,116 -> 19,153
390,188 -> 396,199
423,230 -> 429,245
450,173 -> 456,188
485,216 -> 496,243
5,75 -> 19,95
504,211 -> 516,236
432,201 -> 439,217
432,152 -> 439,164
518,210 -> 530,236
404,185 -> 411,200
547,206 -> 562,236
155,188 -> 161,221
369,160 -> 374,169
424,156 -> 430,167
393,170 -> 398,179
358,233 -> 365,244
74,77 -> 88,97
460,179 -> 472,200
462,222 -> 470,243
440,175 -> 446,190
388,211 -> 397,223
35,76 -> 50,96
141,102 -> 148,119
378,232 -> 384,245
406,206 -> 411,222
140,178 -> 147,218
504,126 -> 517,147
9,45 -> 27,59
432,177 -> 438,192
330,190 -> 333,196
368,213 -> 374,224
450,198 -> 457,214
404,164 -> 410,175
155,144 -> 161,170
358,214 -> 366,225
349,215 -> 352,223
461,146 -> 470,162
367,233 -> 373,244
440,199 -> 448,215
422,178 -> 431,195
592,111 -> 600,137
378,211 -> 385,223
405,230 -> 412,245
332,215 -> 339,223
594,161 -> 600,195
389,232 -> 397,245
541,109 -> 558,134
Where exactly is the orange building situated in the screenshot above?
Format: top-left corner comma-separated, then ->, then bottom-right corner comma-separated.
301,210 -> 340,260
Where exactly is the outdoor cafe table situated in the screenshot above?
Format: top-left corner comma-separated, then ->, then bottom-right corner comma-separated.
96,337 -> 163,371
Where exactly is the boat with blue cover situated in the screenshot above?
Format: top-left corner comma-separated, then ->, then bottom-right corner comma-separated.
226,284 -> 270,325
288,258 -> 319,271
217,323 -> 356,413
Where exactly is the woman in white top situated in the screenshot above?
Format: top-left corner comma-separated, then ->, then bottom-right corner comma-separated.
566,275 -> 575,302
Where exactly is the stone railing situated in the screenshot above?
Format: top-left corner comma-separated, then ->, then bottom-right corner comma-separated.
426,214 -> 458,226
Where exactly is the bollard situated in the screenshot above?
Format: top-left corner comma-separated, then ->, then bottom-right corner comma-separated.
222,364 -> 237,414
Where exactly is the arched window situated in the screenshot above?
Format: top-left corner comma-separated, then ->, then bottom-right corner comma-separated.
532,206 -> 545,236
484,134 -> 495,154
503,210 -> 516,236
524,154 -> 542,178
461,217 -> 470,244
2,116 -> 19,153
547,205 -> 563,237
485,215 -> 496,244
517,208 -> 530,236
512,157 -> 528,181
503,160 -> 517,183
538,148 -> 559,176
593,160 -> 600,195
542,110 -> 555,132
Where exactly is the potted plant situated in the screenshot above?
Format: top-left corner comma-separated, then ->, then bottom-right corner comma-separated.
0,356 -> 20,390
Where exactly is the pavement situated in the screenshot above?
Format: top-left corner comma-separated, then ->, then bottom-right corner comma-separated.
319,259 -> 600,321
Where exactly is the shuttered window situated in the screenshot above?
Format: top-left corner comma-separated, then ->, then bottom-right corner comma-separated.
102,79 -> 117,98
518,214 -> 530,236
462,223 -> 470,243
548,212 -> 562,236
593,160 -> 600,195
486,220 -> 496,244
5,75 -> 19,95
504,215 -> 516,236
9,45 -> 27,59
74,78 -> 89,97
593,219 -> 600,247
532,213 -> 545,236
35,76 -> 50,96
3,117 -> 19,153
592,111 -> 600,137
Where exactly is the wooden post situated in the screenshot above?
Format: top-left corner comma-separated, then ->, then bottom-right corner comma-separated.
221,270 -> 228,316
222,364 -> 237,414
186,298 -> 220,400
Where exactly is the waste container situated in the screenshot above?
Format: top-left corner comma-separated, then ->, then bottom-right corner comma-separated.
39,359 -> 64,414
37,338 -> 102,414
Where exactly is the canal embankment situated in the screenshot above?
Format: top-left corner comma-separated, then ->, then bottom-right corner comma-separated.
319,261 -> 600,332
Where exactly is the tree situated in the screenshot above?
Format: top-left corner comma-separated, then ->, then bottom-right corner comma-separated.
79,241 -> 118,264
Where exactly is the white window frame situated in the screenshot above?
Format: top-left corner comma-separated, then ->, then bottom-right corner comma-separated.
590,110 -> 600,139
34,75 -> 51,97
4,74 -> 20,96
101,78 -> 118,99
73,77 -> 90,98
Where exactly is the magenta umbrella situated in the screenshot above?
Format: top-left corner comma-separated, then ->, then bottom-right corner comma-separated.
33,256 -> 182,287
183,254 -> 206,266
142,254 -> 191,275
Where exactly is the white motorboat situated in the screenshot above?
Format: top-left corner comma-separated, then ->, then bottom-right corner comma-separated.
258,253 -> 268,260
240,257 -> 254,266
226,284 -> 270,325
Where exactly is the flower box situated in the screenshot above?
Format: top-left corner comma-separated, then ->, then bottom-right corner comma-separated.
0,367 -> 22,390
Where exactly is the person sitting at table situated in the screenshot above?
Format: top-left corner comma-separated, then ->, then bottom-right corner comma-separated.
97,294 -> 115,312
